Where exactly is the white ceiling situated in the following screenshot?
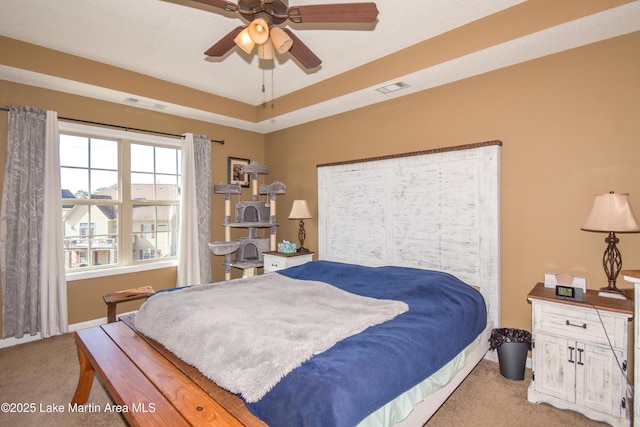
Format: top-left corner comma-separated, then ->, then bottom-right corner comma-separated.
0,0 -> 639,133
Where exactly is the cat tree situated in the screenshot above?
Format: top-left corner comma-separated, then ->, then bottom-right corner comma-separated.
209,161 -> 286,280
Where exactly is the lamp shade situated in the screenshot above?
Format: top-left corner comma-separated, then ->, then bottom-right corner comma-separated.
248,18 -> 269,45
289,200 -> 312,220
234,27 -> 255,54
582,192 -> 640,232
270,27 -> 293,54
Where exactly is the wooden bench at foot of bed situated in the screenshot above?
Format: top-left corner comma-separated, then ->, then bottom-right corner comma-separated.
72,321 -> 266,427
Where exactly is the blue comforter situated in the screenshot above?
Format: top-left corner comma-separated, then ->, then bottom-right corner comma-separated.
246,260 -> 487,427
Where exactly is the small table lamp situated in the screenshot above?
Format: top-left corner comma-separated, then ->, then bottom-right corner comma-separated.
288,200 -> 312,253
582,191 -> 640,298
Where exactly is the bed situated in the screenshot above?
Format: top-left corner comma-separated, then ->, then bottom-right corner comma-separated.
71,141 -> 501,426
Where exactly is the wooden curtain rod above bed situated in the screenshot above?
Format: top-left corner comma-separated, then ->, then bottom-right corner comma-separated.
316,140 -> 502,168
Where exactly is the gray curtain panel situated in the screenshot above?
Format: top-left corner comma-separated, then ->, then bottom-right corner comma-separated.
0,107 -> 46,338
193,134 -> 212,284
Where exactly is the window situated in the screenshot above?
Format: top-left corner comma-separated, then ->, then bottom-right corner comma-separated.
79,222 -> 95,236
59,122 -> 181,276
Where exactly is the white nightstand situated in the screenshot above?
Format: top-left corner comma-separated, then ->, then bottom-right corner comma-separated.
263,251 -> 314,273
622,270 -> 640,427
527,283 -> 633,427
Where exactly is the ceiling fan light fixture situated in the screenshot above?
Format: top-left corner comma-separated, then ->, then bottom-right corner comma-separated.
197,0 -> 379,69
270,26 -> 293,54
258,38 -> 275,60
248,18 -> 270,45
234,27 -> 255,54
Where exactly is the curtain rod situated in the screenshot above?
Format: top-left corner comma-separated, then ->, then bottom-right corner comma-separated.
0,107 -> 225,145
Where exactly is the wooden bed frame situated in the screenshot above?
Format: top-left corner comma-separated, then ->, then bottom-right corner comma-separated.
72,141 -> 501,426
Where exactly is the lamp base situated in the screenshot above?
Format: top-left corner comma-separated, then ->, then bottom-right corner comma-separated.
297,247 -> 310,253
598,287 -> 627,300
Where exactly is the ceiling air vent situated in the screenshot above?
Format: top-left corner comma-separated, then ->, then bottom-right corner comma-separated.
375,82 -> 410,94
124,98 -> 168,110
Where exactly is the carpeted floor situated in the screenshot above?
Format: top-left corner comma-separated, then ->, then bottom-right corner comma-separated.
0,332 -> 611,426
0,333 -> 124,426
426,356 -> 609,427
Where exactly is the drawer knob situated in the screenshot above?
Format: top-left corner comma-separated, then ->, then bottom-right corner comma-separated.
565,320 -> 587,329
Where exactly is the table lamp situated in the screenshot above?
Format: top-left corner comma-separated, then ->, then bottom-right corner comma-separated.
288,200 -> 312,253
582,191 -> 640,298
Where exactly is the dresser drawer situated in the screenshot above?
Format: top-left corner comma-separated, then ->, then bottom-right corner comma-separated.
263,252 -> 314,273
532,301 -> 625,349
263,255 -> 287,272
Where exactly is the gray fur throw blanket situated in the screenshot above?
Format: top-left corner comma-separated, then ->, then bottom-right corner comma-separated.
134,272 -> 408,402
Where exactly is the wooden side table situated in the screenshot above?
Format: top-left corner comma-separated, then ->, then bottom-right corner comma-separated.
103,286 -> 155,323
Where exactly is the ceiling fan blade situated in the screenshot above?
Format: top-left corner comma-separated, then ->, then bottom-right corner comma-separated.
283,29 -> 322,69
190,0 -> 239,12
287,3 -> 379,24
204,26 -> 245,57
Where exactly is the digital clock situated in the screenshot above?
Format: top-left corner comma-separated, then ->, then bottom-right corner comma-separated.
555,285 -> 584,301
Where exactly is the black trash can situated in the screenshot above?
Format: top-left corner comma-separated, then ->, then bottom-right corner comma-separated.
489,328 -> 532,381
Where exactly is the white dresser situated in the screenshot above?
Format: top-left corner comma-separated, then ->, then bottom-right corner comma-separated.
527,283 -> 633,427
622,270 -> 640,427
263,251 -> 314,273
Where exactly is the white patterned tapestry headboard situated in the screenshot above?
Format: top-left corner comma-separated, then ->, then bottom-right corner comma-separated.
317,141 -> 501,326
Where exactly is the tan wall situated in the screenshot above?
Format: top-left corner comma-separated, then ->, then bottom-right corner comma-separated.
0,31 -> 638,335
265,32 -> 640,333
0,81 -> 265,327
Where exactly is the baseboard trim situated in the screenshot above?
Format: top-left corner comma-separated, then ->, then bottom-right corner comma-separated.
0,310 -> 137,349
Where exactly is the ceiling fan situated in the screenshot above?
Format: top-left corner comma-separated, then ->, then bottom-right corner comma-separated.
191,0 -> 379,69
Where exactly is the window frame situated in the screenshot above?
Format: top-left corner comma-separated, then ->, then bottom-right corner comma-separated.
59,121 -> 181,281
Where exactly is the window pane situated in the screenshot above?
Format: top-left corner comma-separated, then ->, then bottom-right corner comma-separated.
131,180 -> 155,200
155,230 -> 177,258
131,144 -> 154,173
132,204 -> 179,261
156,179 -> 179,200
90,138 -> 118,170
156,147 -> 178,174
91,170 -> 117,196
91,235 -> 118,266
60,134 -> 88,168
64,205 -> 88,239
63,204 -> 118,269
61,167 -> 89,198
156,174 -> 178,185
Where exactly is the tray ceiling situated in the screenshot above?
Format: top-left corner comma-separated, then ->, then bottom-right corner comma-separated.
0,0 -> 638,133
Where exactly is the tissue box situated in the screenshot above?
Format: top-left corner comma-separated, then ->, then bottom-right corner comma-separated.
277,241 -> 297,254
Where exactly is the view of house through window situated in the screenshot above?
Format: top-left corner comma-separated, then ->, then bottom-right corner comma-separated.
60,130 -> 181,272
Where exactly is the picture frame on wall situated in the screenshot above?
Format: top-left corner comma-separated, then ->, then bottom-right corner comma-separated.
228,157 -> 250,188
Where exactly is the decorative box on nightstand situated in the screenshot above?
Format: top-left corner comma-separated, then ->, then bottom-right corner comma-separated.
527,283 -> 633,427
262,251 -> 314,273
